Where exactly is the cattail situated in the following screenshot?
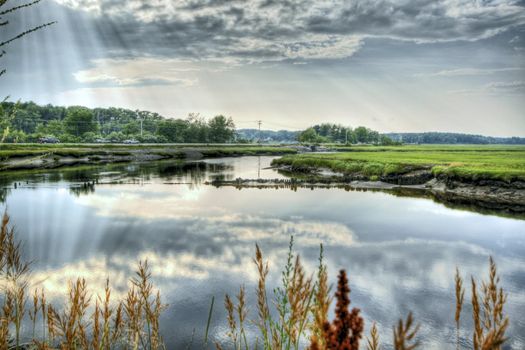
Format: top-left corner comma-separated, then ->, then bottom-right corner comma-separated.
236,285 -> 249,349
92,299 -> 101,349
46,305 -> 58,341
286,255 -> 314,347
393,312 -> 419,350
310,244 -> 330,350
100,279 -> 112,349
40,288 -> 47,343
367,322 -> 380,350
471,257 -> 508,350
455,267 -> 465,350
225,294 -> 237,346
111,302 -> 124,344
30,288 -> 39,339
253,243 -> 271,346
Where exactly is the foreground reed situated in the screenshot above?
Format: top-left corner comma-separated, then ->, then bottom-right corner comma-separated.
0,212 -> 166,349
0,212 -> 512,349
220,237 -> 510,350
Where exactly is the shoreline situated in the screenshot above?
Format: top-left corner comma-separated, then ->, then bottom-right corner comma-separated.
1,144 -> 523,215
206,172 -> 525,214
0,145 -> 297,171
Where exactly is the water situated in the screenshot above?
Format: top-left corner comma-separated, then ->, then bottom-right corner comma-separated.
1,156 -> 524,349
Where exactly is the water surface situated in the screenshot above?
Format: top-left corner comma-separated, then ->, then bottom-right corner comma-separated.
1,156 -> 524,349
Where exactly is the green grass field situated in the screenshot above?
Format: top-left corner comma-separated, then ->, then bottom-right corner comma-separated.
272,145 -> 525,182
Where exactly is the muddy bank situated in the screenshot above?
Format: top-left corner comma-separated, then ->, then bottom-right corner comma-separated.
207,170 -> 525,214
0,147 -> 296,171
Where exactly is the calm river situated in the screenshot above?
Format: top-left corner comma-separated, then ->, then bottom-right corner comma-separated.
1,156 -> 524,349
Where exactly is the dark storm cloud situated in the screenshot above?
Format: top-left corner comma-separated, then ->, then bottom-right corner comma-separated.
51,0 -> 525,61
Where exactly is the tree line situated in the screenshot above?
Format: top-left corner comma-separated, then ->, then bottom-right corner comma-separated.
297,123 -> 396,145
0,101 -> 236,143
385,132 -> 525,145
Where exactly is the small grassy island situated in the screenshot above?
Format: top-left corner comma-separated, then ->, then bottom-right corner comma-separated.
272,145 -> 525,182
270,145 -> 525,212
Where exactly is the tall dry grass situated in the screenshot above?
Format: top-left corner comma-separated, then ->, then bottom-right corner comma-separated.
0,212 -> 166,349
220,237 -> 510,350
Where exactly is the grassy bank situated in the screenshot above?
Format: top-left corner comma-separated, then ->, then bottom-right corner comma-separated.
0,144 -> 297,159
272,145 -> 525,182
0,144 -> 298,171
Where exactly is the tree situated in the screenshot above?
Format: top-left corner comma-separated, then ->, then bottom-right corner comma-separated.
208,115 -> 235,143
123,121 -> 140,135
36,119 -> 64,137
157,119 -> 188,143
354,126 -> 369,143
298,127 -> 319,143
184,113 -> 208,142
64,106 -> 98,137
380,135 -> 395,145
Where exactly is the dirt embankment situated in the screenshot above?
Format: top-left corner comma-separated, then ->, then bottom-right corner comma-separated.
219,166 -> 525,213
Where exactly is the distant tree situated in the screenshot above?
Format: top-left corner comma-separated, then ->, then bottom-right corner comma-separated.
298,127 -> 319,143
64,106 -> 98,137
36,119 -> 64,137
138,132 -> 160,143
82,131 -> 98,142
123,121 -> 140,135
368,130 -> 380,144
3,128 -> 26,143
380,135 -> 395,145
184,113 -> 208,142
208,115 -> 235,143
107,131 -> 125,143
354,126 -> 369,143
157,119 -> 187,143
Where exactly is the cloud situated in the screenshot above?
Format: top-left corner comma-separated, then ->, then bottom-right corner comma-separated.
72,58 -> 200,87
450,80 -> 525,95
485,80 -> 525,92
50,0 -> 525,62
415,67 -> 523,77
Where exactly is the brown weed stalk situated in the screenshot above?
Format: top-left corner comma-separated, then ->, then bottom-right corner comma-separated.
309,245 -> 331,350
322,270 -> 364,350
366,322 -> 380,350
470,257 -> 508,350
393,312 -> 419,350
455,267 -> 465,350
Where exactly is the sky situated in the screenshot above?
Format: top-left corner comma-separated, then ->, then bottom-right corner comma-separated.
1,0 -> 525,136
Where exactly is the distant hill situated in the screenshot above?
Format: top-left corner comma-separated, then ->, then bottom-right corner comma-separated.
385,132 -> 525,145
236,128 -> 300,143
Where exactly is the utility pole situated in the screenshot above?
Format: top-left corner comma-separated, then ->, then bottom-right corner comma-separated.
97,111 -> 102,135
136,110 -> 143,137
256,120 -> 262,143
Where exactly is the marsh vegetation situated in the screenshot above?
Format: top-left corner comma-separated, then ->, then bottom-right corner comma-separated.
0,215 -> 511,349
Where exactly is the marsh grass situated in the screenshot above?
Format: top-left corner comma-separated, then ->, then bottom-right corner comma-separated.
0,213 -> 512,350
220,239 -> 510,350
0,212 -> 166,350
272,146 -> 525,182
